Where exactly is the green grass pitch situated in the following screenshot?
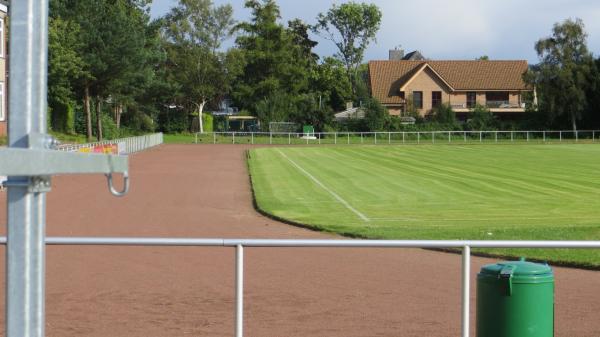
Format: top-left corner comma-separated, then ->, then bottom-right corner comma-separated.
248,144 -> 600,268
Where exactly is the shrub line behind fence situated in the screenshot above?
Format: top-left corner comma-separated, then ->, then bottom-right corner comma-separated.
194,130 -> 599,145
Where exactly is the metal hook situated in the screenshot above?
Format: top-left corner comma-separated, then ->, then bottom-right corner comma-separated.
106,171 -> 129,197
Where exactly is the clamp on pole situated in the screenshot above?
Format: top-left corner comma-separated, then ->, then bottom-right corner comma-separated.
106,171 -> 130,197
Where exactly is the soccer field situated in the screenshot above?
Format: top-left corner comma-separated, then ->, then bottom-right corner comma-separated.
248,144 -> 600,267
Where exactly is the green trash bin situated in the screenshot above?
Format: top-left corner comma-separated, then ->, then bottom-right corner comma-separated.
476,258 -> 554,337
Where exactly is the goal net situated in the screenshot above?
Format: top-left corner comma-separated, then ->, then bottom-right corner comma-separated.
269,122 -> 298,133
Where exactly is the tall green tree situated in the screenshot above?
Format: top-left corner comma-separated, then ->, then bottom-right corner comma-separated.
528,18 -> 598,131
314,2 -> 382,96
163,0 -> 236,132
234,0 -> 312,115
48,16 -> 87,133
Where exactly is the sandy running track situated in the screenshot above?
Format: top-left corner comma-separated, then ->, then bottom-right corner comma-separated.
0,144 -> 598,337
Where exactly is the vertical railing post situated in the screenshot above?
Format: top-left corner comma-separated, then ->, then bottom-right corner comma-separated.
375,132 -> 377,144
462,245 -> 471,337
495,131 -> 498,143
559,131 -> 562,142
288,133 -> 291,145
432,132 -> 435,144
402,132 -> 405,143
334,132 -> 337,145
232,132 -> 235,144
479,131 -> 482,143
464,131 -> 467,143
269,132 -> 272,145
251,132 -> 254,145
593,131 -> 595,142
361,132 -> 363,144
347,132 -> 350,145
6,1 -> 49,337
388,132 -> 391,145
543,131 -> 546,143
527,131 -> 529,142
448,131 -> 451,143
213,132 -> 216,144
576,131 -> 579,142
195,133 -> 198,144
417,132 -> 420,144
236,245 -> 244,337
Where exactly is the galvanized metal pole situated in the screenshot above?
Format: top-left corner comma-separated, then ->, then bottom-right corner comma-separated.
462,245 -> 471,337
6,1 -> 49,337
235,245 -> 244,337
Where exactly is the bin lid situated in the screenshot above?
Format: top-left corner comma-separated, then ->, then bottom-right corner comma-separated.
479,258 -> 553,282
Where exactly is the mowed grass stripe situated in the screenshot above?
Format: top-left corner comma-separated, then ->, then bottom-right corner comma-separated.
248,145 -> 600,267
275,149 -> 369,222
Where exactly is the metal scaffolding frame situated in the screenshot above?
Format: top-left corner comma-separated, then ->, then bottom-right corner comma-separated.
0,2 -> 128,336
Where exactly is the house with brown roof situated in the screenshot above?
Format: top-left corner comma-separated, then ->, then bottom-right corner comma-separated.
368,59 -> 531,118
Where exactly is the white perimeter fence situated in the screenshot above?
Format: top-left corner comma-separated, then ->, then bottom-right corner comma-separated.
56,133 -> 164,154
195,130 -> 600,145
0,237 -> 596,337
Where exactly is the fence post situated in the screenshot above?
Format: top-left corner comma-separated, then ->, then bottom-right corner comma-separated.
213,133 -> 216,144
269,132 -> 272,145
576,131 -> 579,142
288,133 -> 291,145
462,245 -> 471,337
527,131 -> 529,142
479,131 -> 482,143
6,2 -> 49,336
449,131 -> 451,143
432,132 -> 435,144
417,132 -> 420,144
361,132 -> 364,144
251,132 -> 254,145
335,132 -> 337,145
495,131 -> 498,143
593,131 -> 596,142
403,132 -> 405,143
464,131 -> 467,143
388,132 -> 391,145
195,133 -> 198,144
543,131 -> 546,143
375,132 -> 377,145
348,133 -> 350,145
232,132 -> 235,144
236,245 -> 244,337
559,131 -> 562,142
306,133 -> 309,145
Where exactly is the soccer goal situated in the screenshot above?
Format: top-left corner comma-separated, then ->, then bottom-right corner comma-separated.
269,122 -> 298,133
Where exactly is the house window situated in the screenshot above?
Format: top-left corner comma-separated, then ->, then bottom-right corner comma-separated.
432,91 -> 442,108
413,91 -> 423,109
466,92 -> 477,108
485,92 -> 509,108
0,82 -> 4,121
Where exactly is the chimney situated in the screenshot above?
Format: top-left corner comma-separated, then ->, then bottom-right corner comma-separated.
389,49 -> 404,61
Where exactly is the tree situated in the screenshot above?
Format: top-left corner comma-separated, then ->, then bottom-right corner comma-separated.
235,0 -> 311,113
363,97 -> 387,131
48,16 -> 87,133
467,104 -> 496,130
477,55 -> 489,60
315,2 -> 382,96
163,0 -> 236,133
529,18 -> 597,131
432,103 -> 457,126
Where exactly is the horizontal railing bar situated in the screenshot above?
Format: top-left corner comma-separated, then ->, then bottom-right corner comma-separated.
0,237 -> 598,248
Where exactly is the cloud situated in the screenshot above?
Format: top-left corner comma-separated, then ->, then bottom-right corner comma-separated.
152,0 -> 600,63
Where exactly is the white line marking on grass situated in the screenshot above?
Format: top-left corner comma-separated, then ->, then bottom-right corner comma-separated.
276,149 -> 370,222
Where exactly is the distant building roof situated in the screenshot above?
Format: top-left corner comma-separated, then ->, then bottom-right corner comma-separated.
368,60 -> 530,105
402,50 -> 426,61
334,107 -> 365,121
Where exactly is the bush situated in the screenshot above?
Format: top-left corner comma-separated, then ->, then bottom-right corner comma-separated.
363,98 -> 388,131
432,103 -> 457,125
466,104 -> 496,130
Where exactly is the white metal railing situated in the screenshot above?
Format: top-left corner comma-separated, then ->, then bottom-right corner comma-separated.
194,130 -> 600,145
0,236 -> 596,337
56,133 -> 163,154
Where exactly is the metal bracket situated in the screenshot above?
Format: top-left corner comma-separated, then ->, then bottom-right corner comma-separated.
29,176 -> 51,193
106,172 -> 129,197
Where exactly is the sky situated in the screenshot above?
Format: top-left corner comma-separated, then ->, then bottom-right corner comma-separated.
150,0 -> 600,64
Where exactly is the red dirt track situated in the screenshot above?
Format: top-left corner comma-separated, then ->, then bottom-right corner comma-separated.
0,144 -> 599,336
